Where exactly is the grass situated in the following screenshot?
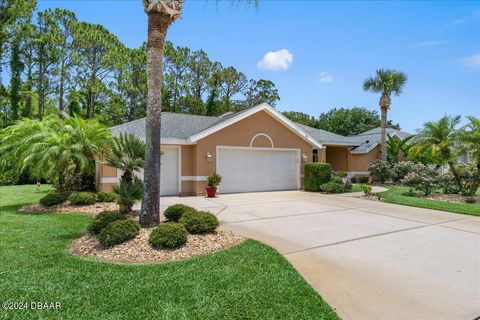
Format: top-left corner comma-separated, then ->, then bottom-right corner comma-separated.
379,186 -> 480,216
351,185 -> 362,193
0,185 -> 339,320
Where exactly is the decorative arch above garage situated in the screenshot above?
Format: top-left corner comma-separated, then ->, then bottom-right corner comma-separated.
250,133 -> 274,148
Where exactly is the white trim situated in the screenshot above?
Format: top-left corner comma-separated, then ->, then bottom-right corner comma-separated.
161,138 -> 192,145
101,177 -> 118,184
181,176 -> 207,181
216,145 -> 301,192
249,133 -> 274,148
188,103 -> 322,149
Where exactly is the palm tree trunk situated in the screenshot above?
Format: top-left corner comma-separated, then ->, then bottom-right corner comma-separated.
469,161 -> 480,196
447,160 -> 463,191
380,104 -> 388,161
140,11 -> 170,227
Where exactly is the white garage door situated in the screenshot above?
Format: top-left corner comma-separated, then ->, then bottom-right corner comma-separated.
217,147 -> 299,193
133,147 -> 179,196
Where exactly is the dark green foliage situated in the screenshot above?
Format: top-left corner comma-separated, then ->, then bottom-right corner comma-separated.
350,176 -> 357,183
87,211 -> 126,235
207,172 -> 222,187
9,39 -> 23,121
304,162 -> 332,192
97,219 -> 140,247
39,193 -> 67,207
319,181 -> 345,193
113,177 -> 143,214
179,210 -> 220,234
164,204 -> 195,222
69,192 -> 96,205
96,191 -> 117,202
465,197 -> 477,204
359,176 -> 369,183
149,222 -> 188,248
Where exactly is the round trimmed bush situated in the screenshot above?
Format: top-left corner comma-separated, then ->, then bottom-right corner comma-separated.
350,176 -> 357,183
88,211 -> 127,235
164,204 -> 195,222
69,192 -> 96,206
319,181 -> 345,194
304,162 -> 332,192
465,197 -> 477,204
97,219 -> 140,248
96,191 -> 117,202
358,176 -> 369,184
149,222 -> 188,249
179,210 -> 219,234
39,193 -> 68,207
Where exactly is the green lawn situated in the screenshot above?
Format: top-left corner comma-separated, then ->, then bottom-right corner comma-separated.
351,185 -> 362,193
379,186 -> 480,216
0,185 -> 339,320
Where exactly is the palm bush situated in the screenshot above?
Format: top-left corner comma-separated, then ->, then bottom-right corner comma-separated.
0,115 -> 112,193
113,177 -> 144,215
105,133 -> 145,182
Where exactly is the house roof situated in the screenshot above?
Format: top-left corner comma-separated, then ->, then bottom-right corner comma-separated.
110,105 -> 411,154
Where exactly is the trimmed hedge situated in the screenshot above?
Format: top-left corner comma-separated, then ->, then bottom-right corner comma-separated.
96,191 -> 117,202
304,162 -> 332,192
98,219 -> 140,247
358,176 -> 369,184
164,204 -> 195,222
179,210 -> 219,234
39,193 -> 68,207
149,222 -> 188,249
69,192 -> 96,206
319,181 -> 345,194
88,211 -> 127,235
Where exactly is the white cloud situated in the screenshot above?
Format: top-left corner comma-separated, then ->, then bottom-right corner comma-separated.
460,54 -> 480,70
317,71 -> 333,83
449,9 -> 480,26
413,40 -> 447,47
257,49 -> 293,71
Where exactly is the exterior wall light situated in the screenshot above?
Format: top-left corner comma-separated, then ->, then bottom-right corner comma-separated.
206,152 -> 212,162
302,154 -> 308,162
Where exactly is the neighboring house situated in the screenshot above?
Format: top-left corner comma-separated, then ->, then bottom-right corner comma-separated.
96,103 -> 411,196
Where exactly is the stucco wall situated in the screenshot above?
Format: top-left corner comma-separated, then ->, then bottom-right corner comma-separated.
347,146 -> 380,172
326,146 -> 349,171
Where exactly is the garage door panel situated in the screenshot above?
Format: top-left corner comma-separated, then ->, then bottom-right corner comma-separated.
217,148 -> 299,193
129,147 -> 179,196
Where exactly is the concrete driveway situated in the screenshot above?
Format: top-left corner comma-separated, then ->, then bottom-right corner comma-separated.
159,191 -> 480,320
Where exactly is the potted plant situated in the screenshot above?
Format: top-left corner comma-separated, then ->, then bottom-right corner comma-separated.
206,172 -> 222,198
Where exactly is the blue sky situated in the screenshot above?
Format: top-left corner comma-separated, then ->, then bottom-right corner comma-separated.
38,0 -> 480,132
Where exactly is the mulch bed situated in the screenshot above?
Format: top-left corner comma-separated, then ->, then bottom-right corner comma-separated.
70,227 -> 244,264
18,202 -> 119,215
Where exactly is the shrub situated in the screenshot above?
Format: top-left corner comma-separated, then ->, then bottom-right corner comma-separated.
350,176 -> 357,183
179,210 -> 219,234
465,197 -> 477,204
361,185 -> 373,196
392,161 -> 416,183
305,162 -> 332,192
436,173 -> 461,194
401,164 -> 438,196
96,191 -> 117,202
69,192 -> 96,205
319,181 -> 345,193
358,176 -> 369,184
207,172 -> 222,187
113,178 -> 144,214
87,211 -> 127,235
39,193 -> 68,207
149,222 -> 188,248
164,204 -> 195,222
368,160 -> 392,183
97,219 -> 140,247
334,170 -> 347,178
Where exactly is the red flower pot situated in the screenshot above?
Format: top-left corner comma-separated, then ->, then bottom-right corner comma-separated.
206,187 -> 217,198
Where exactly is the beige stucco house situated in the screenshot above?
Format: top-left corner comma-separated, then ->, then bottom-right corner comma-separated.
96,103 -> 410,196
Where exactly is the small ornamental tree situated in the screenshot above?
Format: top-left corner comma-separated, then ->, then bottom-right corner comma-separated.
401,164 -> 438,196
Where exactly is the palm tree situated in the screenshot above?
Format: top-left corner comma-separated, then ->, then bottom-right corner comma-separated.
386,134 -> 413,163
411,115 -> 463,190
140,0 -> 183,227
458,116 -> 480,196
363,69 -> 407,160
105,133 -> 145,182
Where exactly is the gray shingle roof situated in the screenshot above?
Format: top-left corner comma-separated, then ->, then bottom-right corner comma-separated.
110,111 -> 412,154
110,113 -> 221,141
